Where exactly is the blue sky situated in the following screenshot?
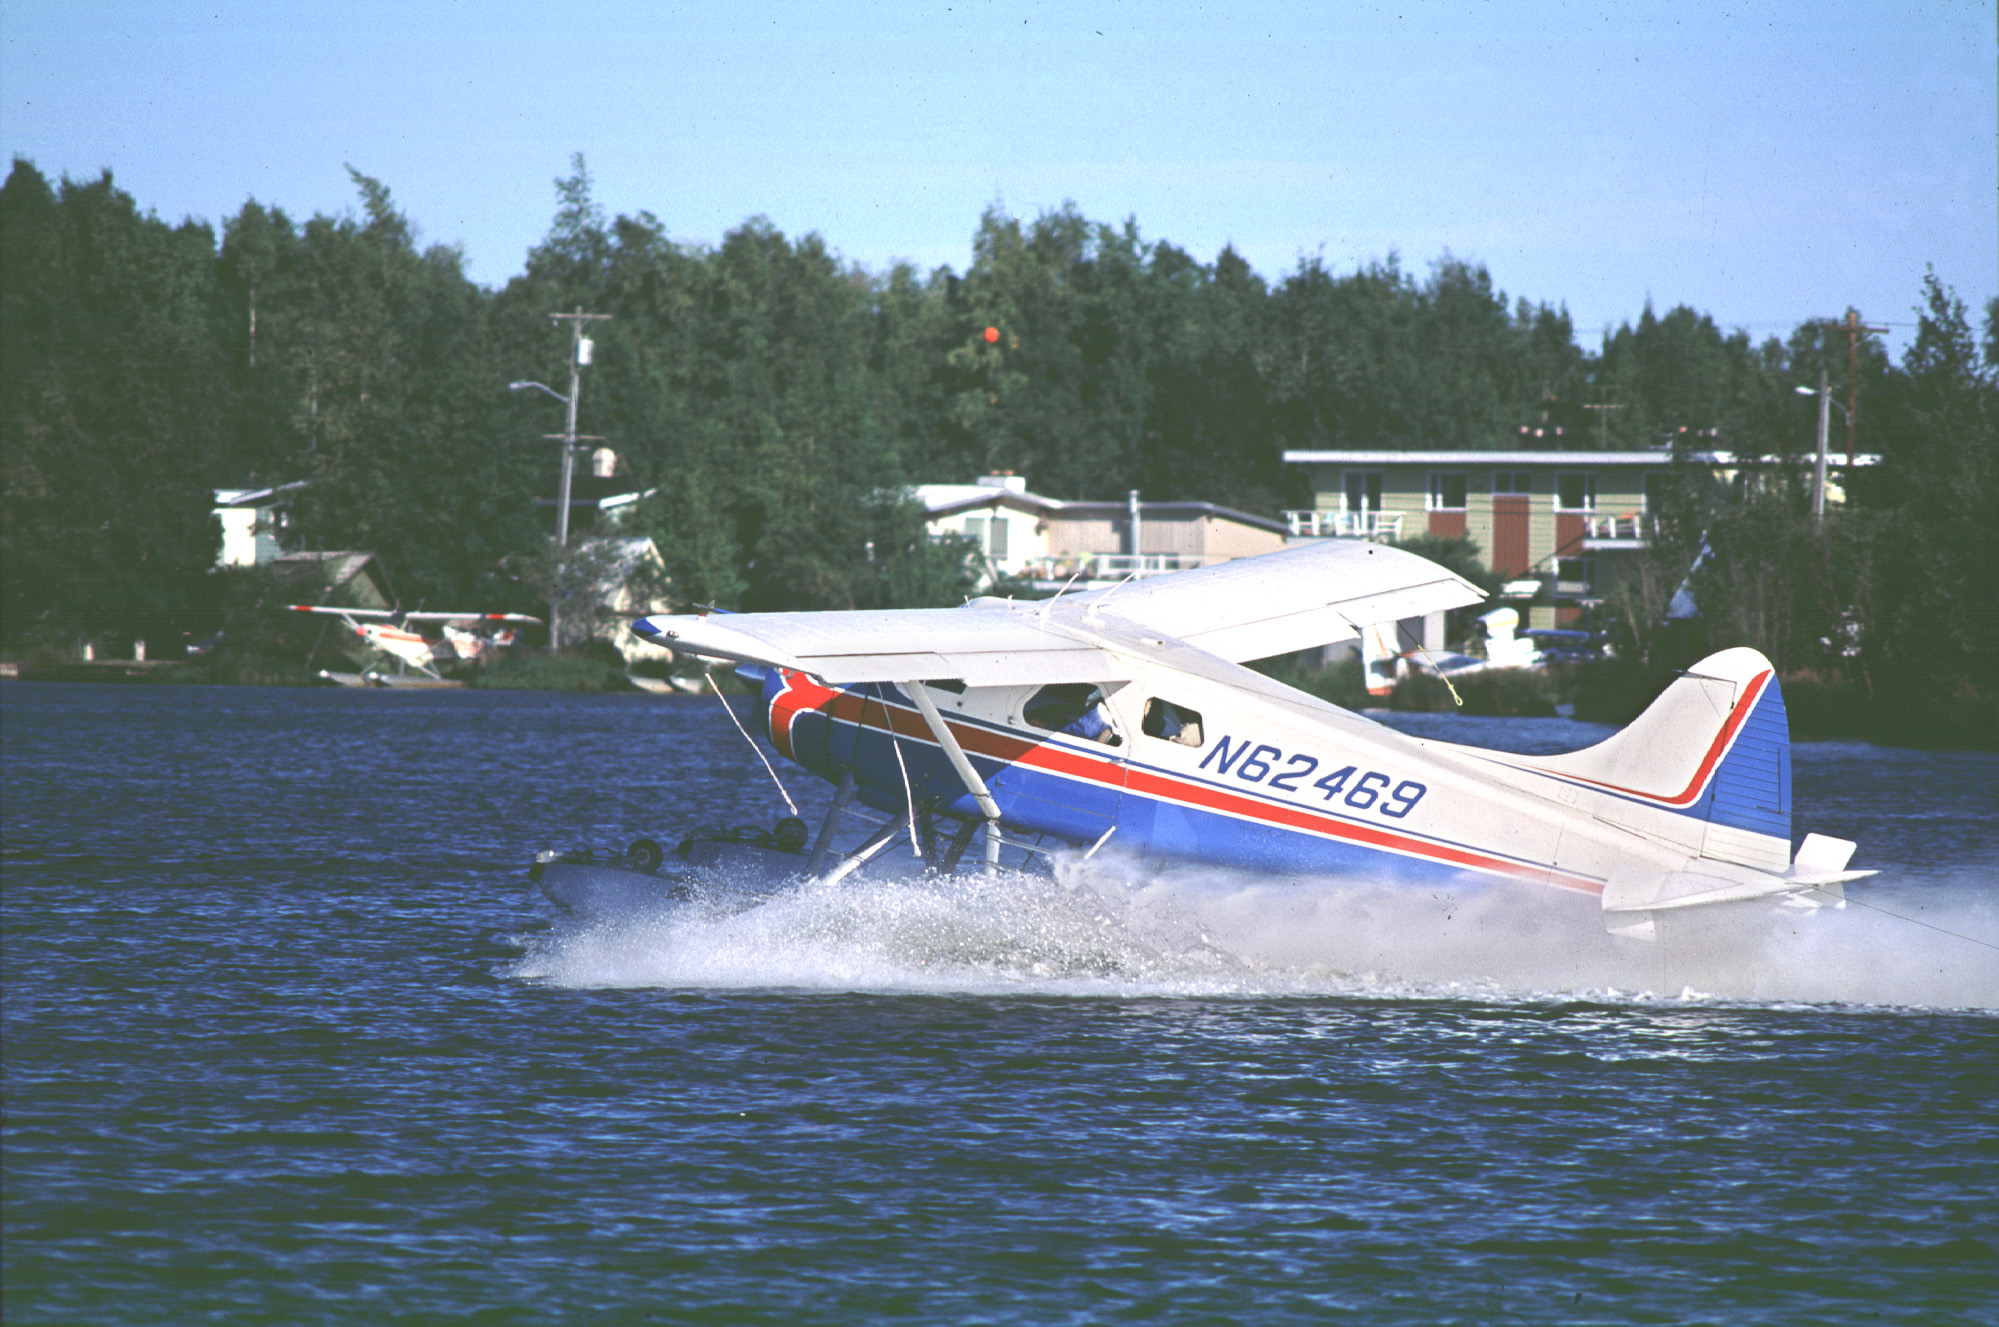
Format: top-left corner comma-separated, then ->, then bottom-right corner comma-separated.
4,0 -> 1992,353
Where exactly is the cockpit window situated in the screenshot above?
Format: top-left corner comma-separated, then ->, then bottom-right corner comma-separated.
1023,683 -> 1122,746
1142,698 -> 1204,747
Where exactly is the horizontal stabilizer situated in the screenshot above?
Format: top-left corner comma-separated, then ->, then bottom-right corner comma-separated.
1601,837 -> 1874,938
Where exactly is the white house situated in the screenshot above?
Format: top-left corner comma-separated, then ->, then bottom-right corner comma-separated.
914,474 -> 1289,591
212,481 -> 309,567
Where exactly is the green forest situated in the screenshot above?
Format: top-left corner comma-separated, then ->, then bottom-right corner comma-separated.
3,156 -> 1994,741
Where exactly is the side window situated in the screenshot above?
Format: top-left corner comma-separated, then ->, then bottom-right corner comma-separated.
1141,698 -> 1204,747
987,515 -> 1009,558
1556,473 -> 1596,511
1023,683 -> 1122,746
1427,472 -> 1467,511
1642,472 -> 1671,511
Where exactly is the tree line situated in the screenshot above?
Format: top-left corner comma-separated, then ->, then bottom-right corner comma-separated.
2,155 -> 1993,736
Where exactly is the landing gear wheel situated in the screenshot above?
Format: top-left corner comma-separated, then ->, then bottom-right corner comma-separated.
772,817 -> 809,853
627,837 -> 665,872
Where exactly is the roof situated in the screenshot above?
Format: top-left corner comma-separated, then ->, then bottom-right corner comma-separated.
213,480 -> 309,508
1052,499 -> 1290,536
269,550 -> 392,609
1282,448 -> 1880,468
1283,449 -> 1684,466
912,483 -> 1065,516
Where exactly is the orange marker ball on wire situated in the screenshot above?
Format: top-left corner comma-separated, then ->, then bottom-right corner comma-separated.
983,326 -> 1000,343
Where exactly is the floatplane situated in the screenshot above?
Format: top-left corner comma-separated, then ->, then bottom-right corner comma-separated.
533,539 -> 1870,939
289,604 -> 541,686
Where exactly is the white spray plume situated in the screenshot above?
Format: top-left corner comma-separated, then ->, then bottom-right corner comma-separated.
510,852 -> 1999,1011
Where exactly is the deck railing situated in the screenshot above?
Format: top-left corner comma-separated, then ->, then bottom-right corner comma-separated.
1020,553 -> 1216,583
1283,510 -> 1404,541
1582,512 -> 1652,542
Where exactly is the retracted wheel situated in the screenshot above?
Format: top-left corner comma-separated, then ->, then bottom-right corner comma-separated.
772,817 -> 809,853
627,837 -> 665,871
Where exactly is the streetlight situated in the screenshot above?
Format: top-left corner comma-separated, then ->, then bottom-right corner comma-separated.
511,306 -> 610,648
1795,373 -> 1852,523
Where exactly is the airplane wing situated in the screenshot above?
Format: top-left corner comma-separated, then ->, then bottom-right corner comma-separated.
632,605 -> 1134,686
289,605 -> 389,619
634,538 -> 1484,686
1069,538 -> 1486,663
398,612 -> 544,625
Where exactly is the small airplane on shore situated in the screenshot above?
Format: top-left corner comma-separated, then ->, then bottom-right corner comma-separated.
289,605 -> 541,681
625,538 -> 1871,939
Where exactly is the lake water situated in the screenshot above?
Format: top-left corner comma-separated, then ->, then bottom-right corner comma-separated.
4,681 -> 1996,1324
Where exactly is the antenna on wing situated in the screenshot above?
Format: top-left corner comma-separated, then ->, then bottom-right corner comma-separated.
1038,571 -> 1082,626
1084,572 -> 1137,625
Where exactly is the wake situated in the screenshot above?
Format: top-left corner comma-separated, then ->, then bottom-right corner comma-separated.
507,852 -> 1999,1011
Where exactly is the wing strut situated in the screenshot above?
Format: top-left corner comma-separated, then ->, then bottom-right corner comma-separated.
805,770 -> 858,877
905,682 -> 1004,873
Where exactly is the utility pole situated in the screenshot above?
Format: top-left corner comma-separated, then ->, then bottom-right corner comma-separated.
1810,367 -> 1831,523
548,306 -> 612,550
1816,311 -> 1886,469
1583,387 -> 1625,449
513,307 -> 611,649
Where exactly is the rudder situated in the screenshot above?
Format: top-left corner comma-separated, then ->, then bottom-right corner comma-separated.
1525,647 -> 1792,869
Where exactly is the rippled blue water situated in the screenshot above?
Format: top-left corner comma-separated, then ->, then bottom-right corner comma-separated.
4,682 -> 1996,1324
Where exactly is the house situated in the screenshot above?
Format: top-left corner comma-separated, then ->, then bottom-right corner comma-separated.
212,481 -> 309,567
915,475 -> 1289,591
911,475 -> 1067,584
1281,448 -> 1877,629
572,535 -> 677,662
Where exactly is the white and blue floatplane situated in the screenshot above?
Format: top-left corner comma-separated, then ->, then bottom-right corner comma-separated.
533,539 -> 1871,939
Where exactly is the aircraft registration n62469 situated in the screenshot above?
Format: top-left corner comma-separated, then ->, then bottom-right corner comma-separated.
630,539 -> 1872,939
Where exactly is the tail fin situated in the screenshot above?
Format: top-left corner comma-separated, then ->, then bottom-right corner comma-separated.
1531,647 -> 1792,870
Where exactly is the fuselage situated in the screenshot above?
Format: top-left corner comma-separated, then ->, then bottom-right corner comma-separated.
751,656 -> 1702,898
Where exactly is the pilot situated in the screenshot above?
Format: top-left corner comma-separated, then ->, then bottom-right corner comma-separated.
1062,689 -> 1121,745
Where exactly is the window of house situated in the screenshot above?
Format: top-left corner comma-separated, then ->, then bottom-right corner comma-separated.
1141,698 -> 1204,747
1642,473 -> 1671,511
1556,473 -> 1596,511
1427,473 -> 1468,511
1343,471 -> 1383,513
1494,471 -> 1532,495
962,516 -> 987,548
986,514 -> 1009,558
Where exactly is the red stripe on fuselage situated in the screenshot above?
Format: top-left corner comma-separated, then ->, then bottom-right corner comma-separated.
770,671 -> 1603,895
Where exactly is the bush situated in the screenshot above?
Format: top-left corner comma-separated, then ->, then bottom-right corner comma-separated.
1250,655 -> 1370,709
469,650 -> 638,692
1571,659 -> 1677,725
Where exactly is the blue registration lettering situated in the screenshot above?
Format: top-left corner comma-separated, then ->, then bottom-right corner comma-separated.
1199,734 -> 1247,775
1269,754 -> 1319,791
1345,771 -> 1390,809
1238,744 -> 1281,782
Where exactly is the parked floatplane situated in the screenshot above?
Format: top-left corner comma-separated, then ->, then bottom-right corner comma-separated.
288,604 -> 541,686
533,539 -> 1869,939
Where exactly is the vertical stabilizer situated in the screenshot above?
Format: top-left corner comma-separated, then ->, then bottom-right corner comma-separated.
1512,647 -> 1792,869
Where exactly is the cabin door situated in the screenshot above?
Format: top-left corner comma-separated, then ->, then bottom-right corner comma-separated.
989,682 -> 1126,845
